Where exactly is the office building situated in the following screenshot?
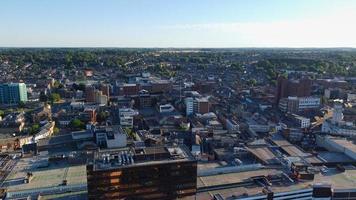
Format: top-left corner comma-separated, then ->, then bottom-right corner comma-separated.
100,84 -> 110,99
275,76 -> 312,104
322,103 -> 356,137
0,83 -> 28,104
121,83 -> 140,96
119,108 -> 138,128
86,145 -> 197,200
185,97 -> 194,116
279,96 -> 320,113
185,97 -> 210,116
85,85 -> 108,105
85,86 -> 96,102
195,97 -> 209,114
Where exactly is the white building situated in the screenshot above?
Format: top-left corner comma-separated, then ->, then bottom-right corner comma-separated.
332,103 -> 344,123
322,103 -> 356,137
119,108 -> 138,128
347,93 -> 356,102
292,114 -> 311,128
297,96 -> 321,110
279,96 -> 321,113
159,104 -> 175,113
185,97 -> 194,116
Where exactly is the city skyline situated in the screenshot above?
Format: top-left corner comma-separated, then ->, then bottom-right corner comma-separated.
1,0 -> 356,48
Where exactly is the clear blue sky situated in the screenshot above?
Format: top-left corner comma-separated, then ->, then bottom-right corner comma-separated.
1,0 -> 356,47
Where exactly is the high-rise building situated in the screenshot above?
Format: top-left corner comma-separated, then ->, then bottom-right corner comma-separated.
185,97 -> 194,116
275,76 -> 312,104
85,85 -> 108,105
100,84 -> 110,99
121,83 -> 140,96
195,97 -> 209,114
85,85 -> 96,102
0,83 -> 28,104
332,102 -> 344,123
185,97 -> 209,116
86,146 -> 197,200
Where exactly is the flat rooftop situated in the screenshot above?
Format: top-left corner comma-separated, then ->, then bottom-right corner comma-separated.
247,146 -> 279,165
332,138 -> 356,153
197,169 -> 280,188
317,152 -> 354,163
271,136 -> 323,165
4,156 -> 87,193
192,167 -> 356,200
92,145 -> 195,171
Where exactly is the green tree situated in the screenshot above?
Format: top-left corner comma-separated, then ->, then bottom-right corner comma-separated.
69,119 -> 85,130
29,124 -> 40,135
53,81 -> 63,89
231,63 -> 244,72
97,111 -> 109,123
247,78 -> 257,86
53,127 -> 60,134
49,93 -> 61,103
124,128 -> 135,139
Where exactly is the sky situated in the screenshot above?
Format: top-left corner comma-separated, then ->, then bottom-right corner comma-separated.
1,0 -> 356,48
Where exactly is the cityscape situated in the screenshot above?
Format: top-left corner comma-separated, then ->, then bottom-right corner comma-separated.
1,1 -> 356,200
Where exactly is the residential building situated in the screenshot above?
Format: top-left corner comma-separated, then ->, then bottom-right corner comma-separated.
185,97 -> 210,116
0,83 -> 28,104
185,97 -> 194,116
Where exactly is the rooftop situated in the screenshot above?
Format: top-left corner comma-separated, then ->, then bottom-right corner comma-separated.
4,155 -> 87,193
194,167 -> 356,200
91,145 -> 195,171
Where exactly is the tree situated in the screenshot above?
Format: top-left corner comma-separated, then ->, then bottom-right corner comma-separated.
247,78 -> 257,86
69,119 -> 85,130
49,93 -> 61,103
0,110 -> 4,117
53,81 -> 63,89
124,128 -> 136,139
29,124 -> 40,135
97,111 -> 109,123
53,127 -> 60,134
231,63 -> 244,72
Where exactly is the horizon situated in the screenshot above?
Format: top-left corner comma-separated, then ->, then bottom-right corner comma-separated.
1,0 -> 356,48
0,47 -> 356,50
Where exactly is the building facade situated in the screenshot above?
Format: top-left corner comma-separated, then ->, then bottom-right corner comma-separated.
0,83 -> 28,104
275,76 -> 312,104
279,96 -> 320,113
87,146 -> 197,200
